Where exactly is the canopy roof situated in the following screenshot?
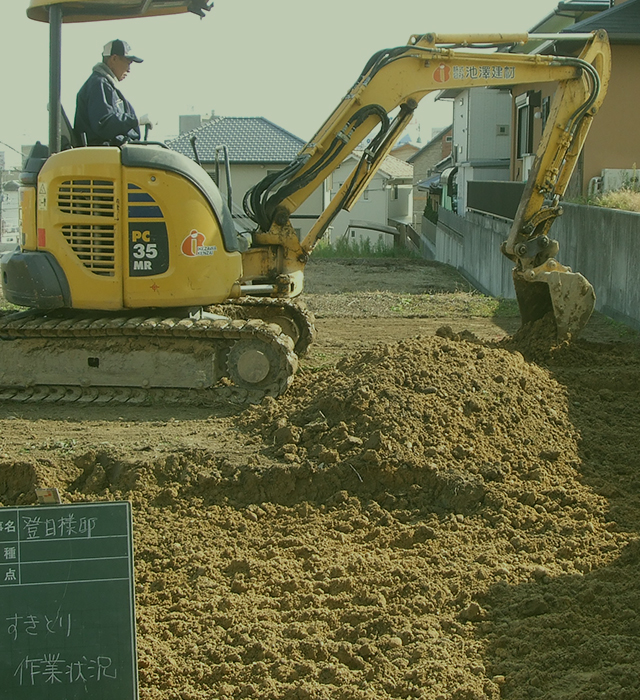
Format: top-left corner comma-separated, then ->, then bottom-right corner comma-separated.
27,0 -> 211,23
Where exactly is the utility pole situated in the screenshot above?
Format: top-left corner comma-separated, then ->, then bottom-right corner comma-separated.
49,5 -> 63,154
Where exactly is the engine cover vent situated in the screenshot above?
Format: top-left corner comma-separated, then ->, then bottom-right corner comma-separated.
62,224 -> 116,276
58,179 -> 115,217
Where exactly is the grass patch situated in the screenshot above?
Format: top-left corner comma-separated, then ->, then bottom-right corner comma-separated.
313,237 -> 420,259
388,292 -> 519,318
416,292 -> 520,318
593,188 -> 640,213
0,298 -> 21,312
570,187 -> 640,213
306,290 -> 520,319
599,314 -> 640,340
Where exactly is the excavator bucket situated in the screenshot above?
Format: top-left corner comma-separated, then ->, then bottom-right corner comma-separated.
513,269 -> 596,342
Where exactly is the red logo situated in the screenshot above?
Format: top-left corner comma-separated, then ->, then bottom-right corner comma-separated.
181,229 -> 217,258
181,230 -> 206,257
433,64 -> 451,83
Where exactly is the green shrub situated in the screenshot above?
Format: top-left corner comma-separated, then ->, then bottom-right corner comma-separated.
423,199 -> 438,224
593,187 -> 640,213
313,236 -> 419,259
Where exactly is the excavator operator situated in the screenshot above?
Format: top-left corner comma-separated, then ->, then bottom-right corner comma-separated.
74,39 -> 152,146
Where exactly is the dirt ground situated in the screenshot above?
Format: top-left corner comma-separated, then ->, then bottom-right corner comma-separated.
1,258 -> 639,700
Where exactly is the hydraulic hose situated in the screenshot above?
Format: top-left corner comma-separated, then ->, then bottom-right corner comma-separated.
245,104 -> 390,230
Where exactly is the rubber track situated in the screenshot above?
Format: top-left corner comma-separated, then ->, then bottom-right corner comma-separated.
0,313 -> 298,406
207,297 -> 317,356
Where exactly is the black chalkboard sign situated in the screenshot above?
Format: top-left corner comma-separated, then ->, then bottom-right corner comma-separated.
0,501 -> 138,699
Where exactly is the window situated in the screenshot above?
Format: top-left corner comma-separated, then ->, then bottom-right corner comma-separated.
516,90 -> 541,158
541,96 -> 551,129
392,185 -> 399,200
516,94 -> 531,158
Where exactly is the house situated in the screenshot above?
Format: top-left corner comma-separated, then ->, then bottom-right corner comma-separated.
541,0 -> 640,193
327,152 -> 413,249
391,135 -> 421,162
508,0 -> 640,195
506,0 -> 640,197
433,0 -> 640,217
507,0 -> 611,182
407,125 -> 453,225
436,87 -> 513,214
0,179 -> 20,245
167,116 -> 327,239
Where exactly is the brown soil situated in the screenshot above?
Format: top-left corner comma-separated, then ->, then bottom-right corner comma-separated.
1,259 -> 639,700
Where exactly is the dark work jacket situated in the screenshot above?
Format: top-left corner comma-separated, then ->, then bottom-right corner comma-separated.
74,63 -> 141,146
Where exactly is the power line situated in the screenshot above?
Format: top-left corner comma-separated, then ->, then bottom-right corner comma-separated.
0,139 -> 24,157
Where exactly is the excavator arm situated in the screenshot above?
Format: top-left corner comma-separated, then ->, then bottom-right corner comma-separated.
243,30 -> 610,340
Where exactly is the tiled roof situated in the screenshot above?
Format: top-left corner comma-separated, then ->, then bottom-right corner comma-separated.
379,153 -> 414,179
562,0 -> 640,39
167,116 -> 306,163
346,150 -> 413,180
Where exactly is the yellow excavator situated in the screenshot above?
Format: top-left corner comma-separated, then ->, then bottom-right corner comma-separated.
0,0 -> 610,403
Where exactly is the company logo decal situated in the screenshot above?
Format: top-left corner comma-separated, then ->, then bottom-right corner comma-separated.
181,230 -> 217,257
433,64 -> 451,83
433,64 -> 517,83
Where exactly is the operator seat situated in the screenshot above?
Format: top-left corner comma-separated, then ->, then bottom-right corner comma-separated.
61,106 -> 84,149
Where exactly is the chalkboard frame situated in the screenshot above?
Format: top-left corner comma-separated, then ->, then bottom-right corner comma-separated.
0,501 -> 138,700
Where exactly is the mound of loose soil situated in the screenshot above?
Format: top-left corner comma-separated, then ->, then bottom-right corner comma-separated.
2,326 -> 638,700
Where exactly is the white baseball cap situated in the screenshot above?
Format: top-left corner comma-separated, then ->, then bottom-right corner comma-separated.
102,39 -> 143,63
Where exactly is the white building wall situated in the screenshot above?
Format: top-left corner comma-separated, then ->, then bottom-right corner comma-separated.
329,161 -> 389,246
0,189 -> 20,243
468,89 -> 512,161
452,88 -> 512,164
453,92 -> 470,163
388,184 -> 413,221
450,87 -> 512,214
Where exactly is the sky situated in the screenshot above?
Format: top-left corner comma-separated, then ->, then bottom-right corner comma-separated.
0,0 -> 562,168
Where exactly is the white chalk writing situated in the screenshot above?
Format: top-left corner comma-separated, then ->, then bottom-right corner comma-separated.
16,513 -> 98,540
14,654 -> 117,685
6,612 -> 72,641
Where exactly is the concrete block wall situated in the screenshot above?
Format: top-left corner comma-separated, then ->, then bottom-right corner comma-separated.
436,208 -> 515,299
553,204 -> 640,329
435,204 -> 640,330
